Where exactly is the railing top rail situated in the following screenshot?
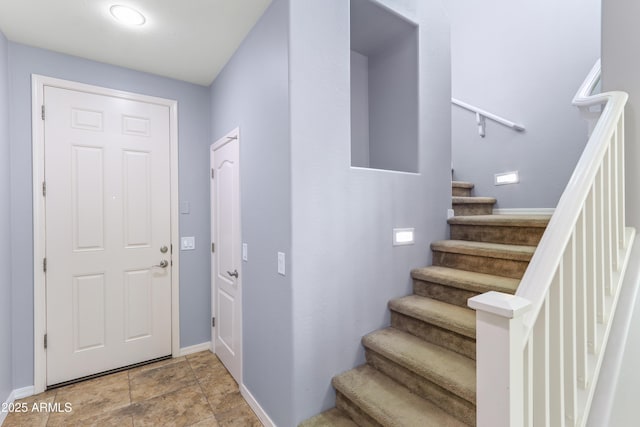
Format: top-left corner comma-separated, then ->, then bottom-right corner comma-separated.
573,59 -> 602,106
515,59 -> 628,337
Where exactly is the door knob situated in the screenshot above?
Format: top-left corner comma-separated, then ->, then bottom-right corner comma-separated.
154,260 -> 169,268
227,269 -> 239,278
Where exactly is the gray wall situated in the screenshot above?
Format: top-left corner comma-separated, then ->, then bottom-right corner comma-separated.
209,1 -> 293,426
603,0 -> 640,228
8,43 -> 212,388
447,0 -> 600,208
602,0 -> 640,423
350,51 -> 370,167
0,30 -> 13,403
368,28 -> 418,173
289,0 -> 450,422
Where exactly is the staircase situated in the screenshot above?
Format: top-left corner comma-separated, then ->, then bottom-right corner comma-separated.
300,181 -> 551,426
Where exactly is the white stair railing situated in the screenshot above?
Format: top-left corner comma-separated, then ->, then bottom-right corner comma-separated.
469,60 -> 636,427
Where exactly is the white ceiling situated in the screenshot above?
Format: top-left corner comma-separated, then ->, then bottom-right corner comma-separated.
0,0 -> 272,86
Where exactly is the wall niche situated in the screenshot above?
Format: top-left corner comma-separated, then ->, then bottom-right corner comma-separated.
350,0 -> 419,173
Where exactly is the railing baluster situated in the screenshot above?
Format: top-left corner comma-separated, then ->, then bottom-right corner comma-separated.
549,269 -> 565,426
600,150 -> 613,298
603,147 -> 613,295
575,211 -> 588,389
585,188 -> 598,357
595,168 -> 606,324
563,234 -> 578,425
525,339 -> 534,427
618,115 -> 626,248
533,296 -> 550,427
611,132 -> 621,271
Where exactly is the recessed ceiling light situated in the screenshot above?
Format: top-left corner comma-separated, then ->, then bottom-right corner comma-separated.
110,5 -> 146,26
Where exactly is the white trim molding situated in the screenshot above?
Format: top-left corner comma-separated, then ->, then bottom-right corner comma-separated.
240,383 -> 276,427
179,342 -> 212,357
12,387 -> 34,401
1,386 -> 35,425
31,75 -> 180,394
1,391 -> 12,426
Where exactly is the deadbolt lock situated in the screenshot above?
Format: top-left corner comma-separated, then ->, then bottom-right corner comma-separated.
160,246 -> 168,253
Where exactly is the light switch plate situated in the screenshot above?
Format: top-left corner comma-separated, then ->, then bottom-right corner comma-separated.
277,252 -> 285,275
242,243 -> 248,261
181,236 -> 195,250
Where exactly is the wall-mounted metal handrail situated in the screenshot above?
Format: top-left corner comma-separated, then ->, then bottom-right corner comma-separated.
451,97 -> 525,137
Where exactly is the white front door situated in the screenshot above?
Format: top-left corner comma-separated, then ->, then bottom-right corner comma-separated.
211,130 -> 242,382
44,86 -> 172,386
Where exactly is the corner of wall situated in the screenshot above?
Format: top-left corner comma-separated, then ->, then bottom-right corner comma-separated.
0,28 -> 14,407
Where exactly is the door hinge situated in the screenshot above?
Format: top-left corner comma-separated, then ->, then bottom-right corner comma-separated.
43,257 -> 47,272
212,317 -> 215,327
211,168 -> 214,179
41,105 -> 45,121
44,334 -> 47,349
42,181 -> 46,197
211,243 -> 215,253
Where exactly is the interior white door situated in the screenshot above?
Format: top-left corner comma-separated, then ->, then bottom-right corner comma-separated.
44,86 -> 172,386
211,130 -> 242,382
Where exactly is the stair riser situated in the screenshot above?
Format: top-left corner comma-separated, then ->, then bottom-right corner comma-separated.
452,204 -> 493,216
452,187 -> 471,197
450,224 -> 545,246
335,392 -> 381,427
413,279 -> 479,308
432,251 -> 529,279
391,312 -> 475,360
365,351 -> 475,426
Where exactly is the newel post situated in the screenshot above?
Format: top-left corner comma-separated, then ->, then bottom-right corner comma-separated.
468,291 -> 531,427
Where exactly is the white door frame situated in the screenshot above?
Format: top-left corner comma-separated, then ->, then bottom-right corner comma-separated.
31,75 -> 181,393
210,127 -> 242,382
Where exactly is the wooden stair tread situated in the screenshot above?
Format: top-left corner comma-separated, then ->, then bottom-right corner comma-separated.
298,408 -> 358,427
412,265 -> 519,295
452,196 -> 496,204
451,181 -> 474,189
333,365 -> 468,427
431,239 -> 536,261
448,214 -> 551,227
389,295 -> 475,338
363,328 -> 476,403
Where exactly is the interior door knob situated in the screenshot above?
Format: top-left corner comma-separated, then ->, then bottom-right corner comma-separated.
154,260 -> 169,268
227,269 -> 239,278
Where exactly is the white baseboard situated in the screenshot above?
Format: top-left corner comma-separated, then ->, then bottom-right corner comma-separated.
179,341 -> 212,357
240,383 -> 276,427
1,386 -> 34,426
12,386 -> 34,400
1,390 -> 12,426
492,208 -> 555,215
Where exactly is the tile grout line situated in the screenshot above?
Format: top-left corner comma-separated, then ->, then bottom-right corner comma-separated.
186,353 -> 220,424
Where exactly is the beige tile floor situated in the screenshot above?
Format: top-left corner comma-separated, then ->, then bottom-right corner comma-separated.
3,351 -> 263,427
